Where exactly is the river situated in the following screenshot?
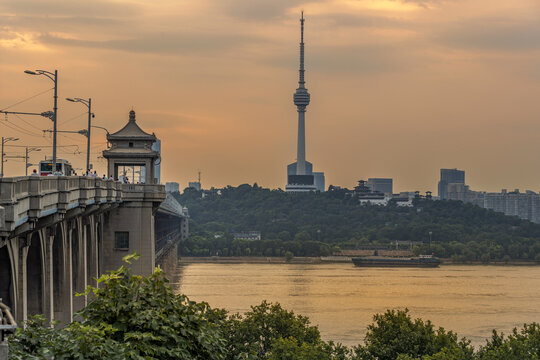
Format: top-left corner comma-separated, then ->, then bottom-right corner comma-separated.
172,263 -> 540,347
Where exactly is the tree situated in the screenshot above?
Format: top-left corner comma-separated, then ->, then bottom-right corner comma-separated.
354,309 -> 473,360
294,231 -> 312,242
285,251 -> 294,262
175,185 -> 540,261
279,231 -> 292,241
476,323 -> 540,360
268,337 -> 351,360
221,301 -> 321,359
9,254 -> 227,360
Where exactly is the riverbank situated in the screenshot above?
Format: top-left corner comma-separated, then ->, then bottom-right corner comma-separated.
180,256 -> 324,264
179,256 -> 539,266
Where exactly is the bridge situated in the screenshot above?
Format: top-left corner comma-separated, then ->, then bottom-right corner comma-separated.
0,111 -> 188,325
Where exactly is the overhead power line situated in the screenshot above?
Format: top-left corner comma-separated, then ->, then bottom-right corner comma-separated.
1,119 -> 42,137
0,87 -> 53,111
59,111 -> 86,125
4,144 -> 80,148
14,114 -> 46,133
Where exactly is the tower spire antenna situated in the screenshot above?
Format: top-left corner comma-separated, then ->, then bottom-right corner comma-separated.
299,10 -> 305,88
293,11 -> 310,175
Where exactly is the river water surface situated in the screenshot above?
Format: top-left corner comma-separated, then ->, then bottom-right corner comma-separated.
173,263 -> 540,347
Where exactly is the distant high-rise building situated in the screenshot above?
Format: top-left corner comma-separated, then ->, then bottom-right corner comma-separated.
438,168 -> 465,199
165,182 -> 179,193
187,171 -> 202,191
367,178 -> 393,194
152,139 -> 161,184
313,172 -> 325,192
285,13 -> 325,193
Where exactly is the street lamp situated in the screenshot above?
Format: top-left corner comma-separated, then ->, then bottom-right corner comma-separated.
428,231 -> 433,253
91,125 -> 111,149
66,97 -> 93,171
25,69 -> 58,172
43,129 -> 88,136
91,125 -> 109,135
25,147 -> 41,176
1,137 -> 20,177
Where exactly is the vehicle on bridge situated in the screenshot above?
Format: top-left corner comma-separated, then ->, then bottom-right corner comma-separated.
39,159 -> 74,176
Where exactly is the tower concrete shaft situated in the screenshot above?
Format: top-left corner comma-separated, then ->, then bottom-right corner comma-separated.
293,12 -> 310,175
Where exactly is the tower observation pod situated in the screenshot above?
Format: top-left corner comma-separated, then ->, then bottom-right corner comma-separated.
286,12 -> 325,193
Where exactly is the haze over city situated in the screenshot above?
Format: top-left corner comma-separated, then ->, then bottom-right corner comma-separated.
1,0 -> 539,192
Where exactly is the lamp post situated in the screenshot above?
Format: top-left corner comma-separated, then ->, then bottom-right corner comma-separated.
25,147 -> 41,176
42,129 -> 87,137
428,231 -> 433,252
66,97 -> 93,171
25,69 -> 58,172
1,137 -> 19,177
91,125 -> 109,135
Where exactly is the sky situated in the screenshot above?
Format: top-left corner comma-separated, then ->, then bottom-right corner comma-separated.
1,0 -> 540,193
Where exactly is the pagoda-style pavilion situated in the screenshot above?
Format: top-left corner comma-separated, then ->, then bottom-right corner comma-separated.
102,110 -> 160,184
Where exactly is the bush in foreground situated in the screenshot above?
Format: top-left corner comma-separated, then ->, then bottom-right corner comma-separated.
9,253 -> 226,360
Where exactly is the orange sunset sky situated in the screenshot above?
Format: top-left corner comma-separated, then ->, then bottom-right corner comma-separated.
1,0 -> 539,192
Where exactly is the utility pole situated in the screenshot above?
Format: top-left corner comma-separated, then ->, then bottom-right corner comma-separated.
66,97 -> 93,171
86,98 -> 91,171
25,69 -> 58,173
53,70 -> 58,172
1,137 -> 19,178
25,147 -> 41,176
25,147 -> 29,176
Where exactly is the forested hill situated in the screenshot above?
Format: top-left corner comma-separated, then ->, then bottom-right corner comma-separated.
173,184 -> 540,261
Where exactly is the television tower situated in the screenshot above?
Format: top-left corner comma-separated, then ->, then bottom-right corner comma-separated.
293,11 -> 310,175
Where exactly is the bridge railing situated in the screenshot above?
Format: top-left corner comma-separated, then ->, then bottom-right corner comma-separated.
0,177 -> 125,233
0,299 -> 17,347
155,229 -> 182,261
0,177 -> 166,234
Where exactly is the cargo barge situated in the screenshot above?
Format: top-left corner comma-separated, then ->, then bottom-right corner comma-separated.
352,255 -> 440,268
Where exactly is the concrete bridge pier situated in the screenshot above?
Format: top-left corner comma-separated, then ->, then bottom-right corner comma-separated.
52,221 -> 71,325
70,217 -> 86,313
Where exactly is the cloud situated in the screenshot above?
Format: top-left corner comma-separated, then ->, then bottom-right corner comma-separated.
313,12 -> 408,28
2,14 -> 124,29
38,31 -> 267,55
401,0 -> 451,9
0,0 -> 141,18
311,43 -> 418,74
437,18 -> 540,51
217,0 -> 318,21
262,41 -> 420,75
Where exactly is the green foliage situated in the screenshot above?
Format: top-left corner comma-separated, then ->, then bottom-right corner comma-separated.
268,337 -> 351,360
284,251 -> 294,262
477,324 -> 540,360
9,315 -> 127,359
9,315 -> 58,360
79,261 -> 226,359
353,309 -> 474,360
10,255 -> 226,360
221,300 -> 322,358
175,185 -> 540,261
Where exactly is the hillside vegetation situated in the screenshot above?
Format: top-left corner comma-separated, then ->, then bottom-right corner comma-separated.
174,184 -> 540,262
